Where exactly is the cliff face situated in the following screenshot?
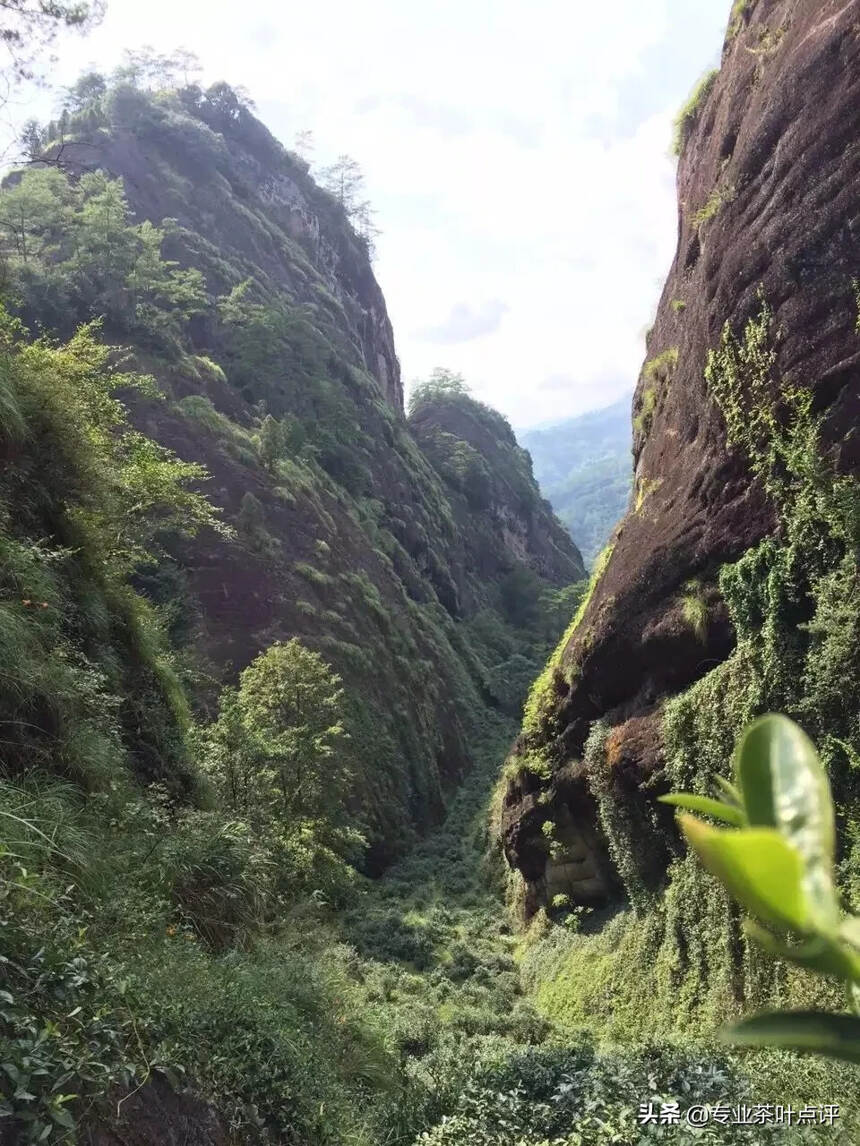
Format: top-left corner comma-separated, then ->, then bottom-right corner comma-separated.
57,88 -> 402,410
409,390 -> 585,604
9,81 -> 582,865
501,0 -> 860,914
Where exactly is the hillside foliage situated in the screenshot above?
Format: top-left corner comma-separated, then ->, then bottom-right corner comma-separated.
521,396 -> 632,567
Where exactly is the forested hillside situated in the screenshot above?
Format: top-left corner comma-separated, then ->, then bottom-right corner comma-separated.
521,395 -> 632,566
1,70 -> 584,865
1,0 -> 859,1143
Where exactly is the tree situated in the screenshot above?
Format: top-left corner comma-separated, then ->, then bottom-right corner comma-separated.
352,198 -> 381,259
0,167 -> 207,344
238,640 -> 347,823
18,117 -> 43,159
113,46 -> 177,90
499,566 -> 542,629
0,0 -> 104,86
0,308 -> 229,576
171,47 -> 201,87
62,68 -> 105,113
200,639 -> 362,900
293,128 -> 314,159
204,639 -> 350,826
319,153 -> 364,214
258,414 -> 288,473
408,368 -> 470,416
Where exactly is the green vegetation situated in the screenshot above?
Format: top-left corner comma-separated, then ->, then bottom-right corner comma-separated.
516,544 -> 613,767
5,15 -> 858,1144
634,474 -> 662,512
0,69 -> 583,864
521,395 -> 632,567
633,347 -> 678,439
0,58 -> 604,1145
506,297 -> 860,1137
0,168 -> 206,354
681,580 -> 709,641
673,69 -> 719,156
633,384 -> 657,435
663,713 -> 860,1063
644,345 -> 680,382
694,183 -> 737,229
727,0 -> 755,40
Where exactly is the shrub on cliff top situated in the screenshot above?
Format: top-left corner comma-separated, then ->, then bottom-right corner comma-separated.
673,69 -> 719,156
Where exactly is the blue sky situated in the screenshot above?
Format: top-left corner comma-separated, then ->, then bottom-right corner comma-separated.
14,0 -> 732,427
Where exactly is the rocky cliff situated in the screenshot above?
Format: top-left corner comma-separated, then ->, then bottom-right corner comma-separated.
7,78 -> 583,865
501,0 -> 860,915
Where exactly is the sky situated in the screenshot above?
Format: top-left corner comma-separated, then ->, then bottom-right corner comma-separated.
11,0 -> 731,429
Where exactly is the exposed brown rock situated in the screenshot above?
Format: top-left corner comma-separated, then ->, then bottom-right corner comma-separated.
80,1077 -> 231,1146
502,0 -> 860,911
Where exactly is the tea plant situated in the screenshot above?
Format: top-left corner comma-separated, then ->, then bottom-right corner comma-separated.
662,714 -> 860,1062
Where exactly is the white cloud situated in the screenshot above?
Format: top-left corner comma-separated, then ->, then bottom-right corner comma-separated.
10,0 -> 729,428
418,299 -> 509,344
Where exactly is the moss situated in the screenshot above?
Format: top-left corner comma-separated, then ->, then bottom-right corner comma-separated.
673,69 -> 719,157
643,346 -> 679,382
680,581 -> 708,642
634,475 -> 661,512
670,298 -> 686,312
692,183 -> 736,229
726,0 -> 755,40
294,562 -> 334,587
516,301 -> 860,1120
634,346 -> 679,437
632,386 -> 656,437
520,544 -> 615,744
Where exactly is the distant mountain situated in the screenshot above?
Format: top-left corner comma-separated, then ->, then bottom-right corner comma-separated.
520,395 -> 633,566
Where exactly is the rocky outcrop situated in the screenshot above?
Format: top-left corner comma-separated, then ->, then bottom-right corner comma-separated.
501,0 -> 860,913
20,83 -> 582,865
410,391 -> 585,606
50,94 -> 402,411
82,1078 -> 230,1146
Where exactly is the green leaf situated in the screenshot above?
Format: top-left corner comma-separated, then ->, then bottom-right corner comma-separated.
714,775 -> 743,806
679,816 -> 809,932
744,921 -> 860,983
840,916 -> 860,952
659,793 -> 744,826
725,1010 -> 860,1064
736,714 -> 838,930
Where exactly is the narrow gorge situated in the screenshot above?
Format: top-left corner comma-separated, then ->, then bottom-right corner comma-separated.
0,0 -> 859,1143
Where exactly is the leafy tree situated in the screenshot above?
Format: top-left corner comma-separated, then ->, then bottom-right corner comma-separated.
408,368 -> 470,415
171,47 -> 201,87
61,68 -> 105,113
0,0 -> 104,86
0,311 -> 230,574
18,116 -> 44,159
0,167 -> 206,347
320,153 -> 364,213
293,128 -> 314,159
499,566 -> 542,629
0,165 -> 70,260
318,154 -> 381,255
352,197 -> 381,258
236,639 -> 348,824
199,81 -> 254,127
258,414 -> 289,473
200,640 -> 363,901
